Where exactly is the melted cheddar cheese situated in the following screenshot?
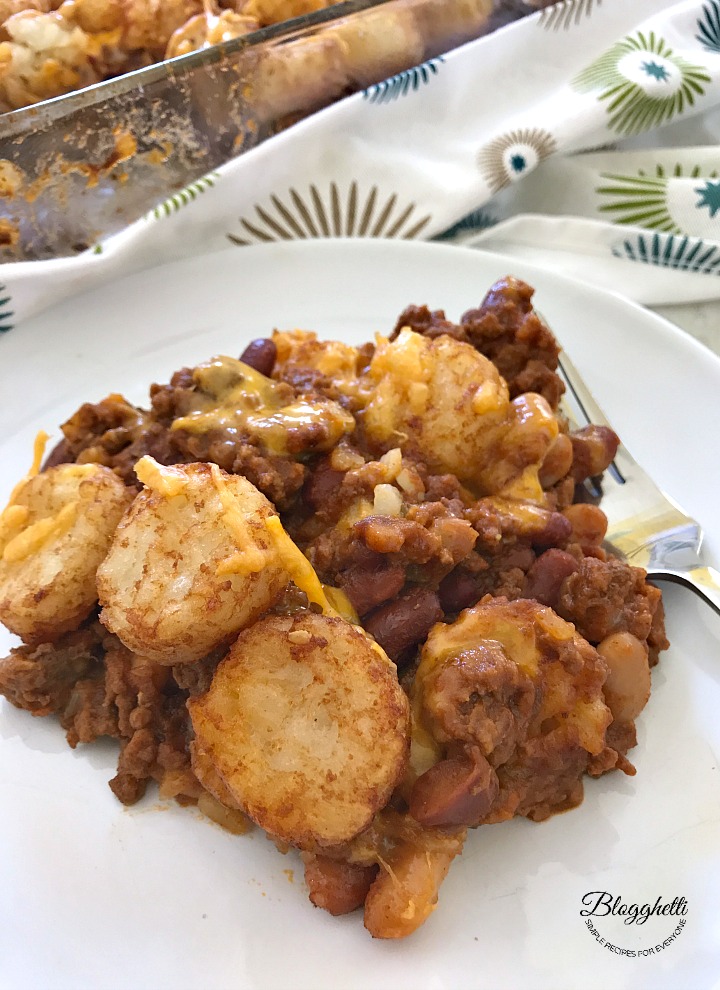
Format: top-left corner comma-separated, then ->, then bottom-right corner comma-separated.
135,455 -> 188,497
170,356 -> 354,456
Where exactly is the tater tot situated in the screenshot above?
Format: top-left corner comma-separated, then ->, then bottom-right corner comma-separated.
0,463 -> 133,644
189,611 -> 410,848
97,458 -> 287,665
363,330 -> 558,501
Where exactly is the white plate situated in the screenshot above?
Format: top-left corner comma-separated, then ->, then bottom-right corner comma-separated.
1,240 -> 719,990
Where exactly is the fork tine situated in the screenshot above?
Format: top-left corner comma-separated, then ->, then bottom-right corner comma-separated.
557,353 -> 625,486
557,352 -> 608,433
556,348 -> 720,618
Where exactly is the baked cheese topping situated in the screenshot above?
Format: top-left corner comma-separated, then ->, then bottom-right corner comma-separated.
0,504 -> 29,551
321,585 -> 359,625
170,356 -> 354,456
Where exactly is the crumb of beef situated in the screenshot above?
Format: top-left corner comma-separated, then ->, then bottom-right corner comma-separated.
544,475 -> 577,512
0,624 -> 103,716
172,431 -> 306,509
108,422 -> 188,487
149,367 -> 196,423
646,594 -> 670,667
557,556 -> 665,646
422,473 -> 465,503
602,718 -> 638,766
172,651 -> 226,697
61,639 -> 167,746
460,276 -> 564,409
111,728 -> 157,805
390,304 -> 465,343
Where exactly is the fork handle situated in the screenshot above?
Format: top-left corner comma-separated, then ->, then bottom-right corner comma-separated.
650,566 -> 720,618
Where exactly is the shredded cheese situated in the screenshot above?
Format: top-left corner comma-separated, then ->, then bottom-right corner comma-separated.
3,501 -> 77,563
0,504 -> 29,553
210,464 -> 267,576
322,585 -> 359,625
265,514 -> 342,618
135,455 -> 188,497
8,430 -> 49,504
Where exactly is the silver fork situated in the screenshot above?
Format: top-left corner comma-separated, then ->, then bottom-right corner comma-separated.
558,352 -> 720,617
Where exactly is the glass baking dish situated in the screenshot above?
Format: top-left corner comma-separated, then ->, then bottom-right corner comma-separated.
0,0 -> 535,262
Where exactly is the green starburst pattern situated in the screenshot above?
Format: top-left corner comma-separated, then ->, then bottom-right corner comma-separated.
0,284 -> 13,333
227,182 -> 432,245
435,209 -> 498,241
573,31 -> 711,136
150,173 -> 220,220
612,232 -> 720,275
596,163 -> 718,233
477,128 -> 557,194
539,0 -> 602,32
696,179 -> 720,218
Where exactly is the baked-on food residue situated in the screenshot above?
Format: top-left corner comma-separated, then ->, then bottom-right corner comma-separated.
0,276 -> 668,939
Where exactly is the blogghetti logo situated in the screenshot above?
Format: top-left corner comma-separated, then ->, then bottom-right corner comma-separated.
580,891 -> 688,957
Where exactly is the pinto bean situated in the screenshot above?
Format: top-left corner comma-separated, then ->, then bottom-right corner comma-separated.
363,587 -> 442,662
239,338 -> 277,377
339,563 -> 406,616
523,549 -> 579,609
355,516 -> 435,561
363,831 -> 464,939
597,631 -> 651,723
564,503 -> 608,548
409,750 -> 499,827
303,854 -> 378,916
571,425 -> 619,482
539,433 -> 573,488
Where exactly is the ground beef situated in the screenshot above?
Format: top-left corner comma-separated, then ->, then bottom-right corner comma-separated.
0,623 -> 103,715
0,617 -> 204,807
461,279 -> 563,408
418,598 -> 621,825
391,304 -> 465,343
172,431 -> 307,509
556,555 -> 665,646
391,277 -> 564,409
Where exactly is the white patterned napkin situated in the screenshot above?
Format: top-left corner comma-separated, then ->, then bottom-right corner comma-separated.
2,0 -> 720,332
